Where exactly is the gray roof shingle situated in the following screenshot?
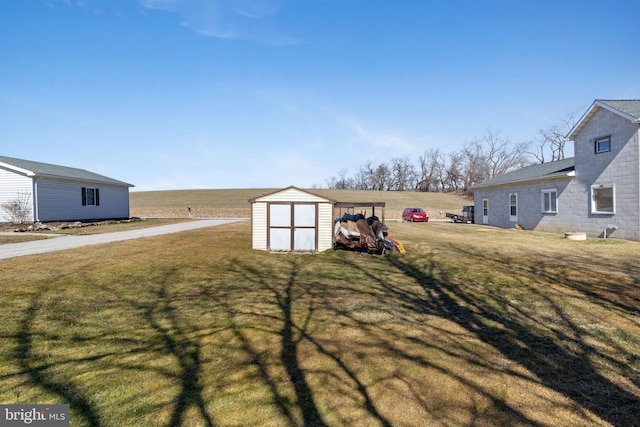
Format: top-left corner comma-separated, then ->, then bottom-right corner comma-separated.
597,100 -> 640,119
568,99 -> 640,140
0,155 -> 133,187
470,158 -> 575,189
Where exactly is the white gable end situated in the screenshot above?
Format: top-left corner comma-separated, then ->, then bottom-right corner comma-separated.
254,187 -> 332,203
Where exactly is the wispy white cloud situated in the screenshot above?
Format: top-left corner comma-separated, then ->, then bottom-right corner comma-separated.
138,0 -> 297,45
335,113 -> 418,155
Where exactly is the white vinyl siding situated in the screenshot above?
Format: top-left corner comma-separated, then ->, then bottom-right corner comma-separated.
36,179 -> 130,221
317,203 -> 334,251
251,202 -> 268,250
0,168 -> 34,222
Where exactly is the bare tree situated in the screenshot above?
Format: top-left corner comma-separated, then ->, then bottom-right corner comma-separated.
389,157 -> 416,191
445,152 -> 464,192
325,128 -> 530,192
357,160 -> 378,190
480,128 -> 529,178
371,162 -> 391,191
326,168 -> 353,189
352,166 -> 370,190
453,129 -> 530,191
416,148 -> 444,192
531,110 -> 580,163
461,141 -> 487,192
1,191 -> 32,224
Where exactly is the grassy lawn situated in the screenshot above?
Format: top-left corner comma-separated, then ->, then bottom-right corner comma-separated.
0,234 -> 52,244
0,221 -> 638,426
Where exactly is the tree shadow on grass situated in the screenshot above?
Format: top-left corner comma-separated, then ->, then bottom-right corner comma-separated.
14,294 -> 102,427
325,255 -> 542,426
142,279 -> 216,427
227,256 -> 394,427
383,252 -> 639,426
222,252 -> 564,425
275,261 -> 328,427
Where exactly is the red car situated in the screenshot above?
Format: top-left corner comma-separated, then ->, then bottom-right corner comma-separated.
402,207 -> 429,222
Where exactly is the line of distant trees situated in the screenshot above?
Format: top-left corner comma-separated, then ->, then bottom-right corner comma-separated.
325,114 -> 577,193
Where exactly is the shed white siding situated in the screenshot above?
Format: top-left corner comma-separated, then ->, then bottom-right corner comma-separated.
250,187 -> 335,252
252,202 -> 268,250
318,203 -> 334,251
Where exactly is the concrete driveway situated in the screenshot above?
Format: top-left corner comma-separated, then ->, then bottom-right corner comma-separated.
0,218 -> 248,260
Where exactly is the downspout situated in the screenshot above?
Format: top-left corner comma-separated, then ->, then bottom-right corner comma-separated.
32,176 -> 39,223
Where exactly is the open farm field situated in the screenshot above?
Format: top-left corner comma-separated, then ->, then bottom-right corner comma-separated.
0,215 -> 638,426
129,188 -> 472,220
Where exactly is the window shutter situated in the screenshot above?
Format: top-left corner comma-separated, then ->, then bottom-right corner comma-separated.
95,188 -> 100,206
81,187 -> 87,206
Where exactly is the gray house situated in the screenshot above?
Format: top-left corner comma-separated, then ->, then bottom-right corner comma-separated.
471,99 -> 640,240
0,155 -> 133,223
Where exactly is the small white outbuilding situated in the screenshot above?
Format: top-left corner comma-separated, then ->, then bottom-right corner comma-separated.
249,186 -> 336,252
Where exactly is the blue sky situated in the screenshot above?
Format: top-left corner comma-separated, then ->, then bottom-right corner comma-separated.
1,0 -> 638,191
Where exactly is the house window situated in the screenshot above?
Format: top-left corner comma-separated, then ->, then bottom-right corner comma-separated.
591,184 -> 615,214
482,199 -> 489,224
541,188 -> 557,213
81,187 -> 100,206
595,136 -> 611,154
509,193 -> 517,222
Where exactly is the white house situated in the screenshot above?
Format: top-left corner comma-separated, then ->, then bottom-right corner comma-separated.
470,99 -> 640,240
249,186 -> 336,252
0,155 -> 133,223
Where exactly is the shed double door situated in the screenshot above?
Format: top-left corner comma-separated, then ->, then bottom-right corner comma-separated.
268,203 -> 317,251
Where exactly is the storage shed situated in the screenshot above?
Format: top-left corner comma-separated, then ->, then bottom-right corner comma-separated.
249,186 -> 336,252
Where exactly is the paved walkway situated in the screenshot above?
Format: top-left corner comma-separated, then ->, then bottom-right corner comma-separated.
0,218 -> 248,260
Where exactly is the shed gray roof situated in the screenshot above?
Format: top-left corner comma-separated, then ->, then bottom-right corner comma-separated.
567,99 -> 640,140
470,158 -> 575,190
0,155 -> 133,187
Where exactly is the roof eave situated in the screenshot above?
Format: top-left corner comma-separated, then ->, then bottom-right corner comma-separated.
471,171 -> 574,191
0,161 -> 36,177
33,173 -> 134,187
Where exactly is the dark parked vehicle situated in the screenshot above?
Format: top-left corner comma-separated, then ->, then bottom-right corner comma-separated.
402,207 -> 429,222
446,205 -> 475,223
